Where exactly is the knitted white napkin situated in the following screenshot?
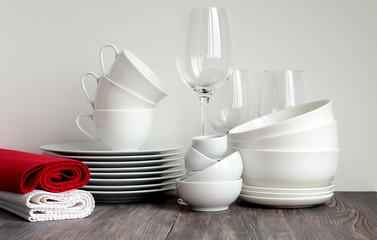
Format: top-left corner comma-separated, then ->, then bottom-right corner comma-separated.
0,189 -> 95,222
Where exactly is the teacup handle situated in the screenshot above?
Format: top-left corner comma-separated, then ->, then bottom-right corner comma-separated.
99,44 -> 119,75
81,72 -> 99,109
76,113 -> 99,142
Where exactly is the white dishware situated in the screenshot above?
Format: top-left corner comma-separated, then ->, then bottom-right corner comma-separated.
239,192 -> 333,208
89,166 -> 185,179
89,170 -> 186,185
88,161 -> 184,172
81,155 -> 184,168
230,121 -> 338,149
236,148 -> 339,188
184,151 -> 242,182
40,141 -> 184,156
184,146 -> 218,171
45,150 -> 185,161
81,179 -> 177,191
229,100 -> 333,141
176,178 -> 242,211
81,72 -> 155,109
242,183 -> 335,193
176,7 -> 234,134
241,189 -> 334,198
258,70 -> 306,117
76,109 -> 154,150
192,134 -> 227,159
100,44 -> 168,104
208,69 -> 256,134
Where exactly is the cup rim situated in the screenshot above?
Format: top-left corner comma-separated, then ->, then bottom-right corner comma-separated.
120,49 -> 168,94
100,75 -> 156,106
93,109 -> 155,112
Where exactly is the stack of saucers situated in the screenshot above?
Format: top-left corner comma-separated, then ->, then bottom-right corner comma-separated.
40,142 -> 185,203
228,100 -> 339,208
176,135 -> 243,212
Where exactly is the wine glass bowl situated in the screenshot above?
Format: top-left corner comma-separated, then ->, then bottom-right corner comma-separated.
208,70 -> 255,134
177,7 -> 234,134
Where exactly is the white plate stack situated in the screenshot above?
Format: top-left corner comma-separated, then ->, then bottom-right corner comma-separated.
228,100 -> 339,208
40,142 -> 185,203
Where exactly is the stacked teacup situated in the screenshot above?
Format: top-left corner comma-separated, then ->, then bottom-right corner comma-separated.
176,135 -> 243,211
76,44 -> 168,150
228,100 -> 339,208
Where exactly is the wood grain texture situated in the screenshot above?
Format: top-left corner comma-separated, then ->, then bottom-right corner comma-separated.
0,192 -> 376,240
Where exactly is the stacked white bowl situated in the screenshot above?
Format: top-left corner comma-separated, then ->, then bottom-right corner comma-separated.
176,135 -> 243,212
76,44 -> 168,151
228,100 -> 339,208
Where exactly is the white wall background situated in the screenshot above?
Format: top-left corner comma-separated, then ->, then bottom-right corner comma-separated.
0,0 -> 376,191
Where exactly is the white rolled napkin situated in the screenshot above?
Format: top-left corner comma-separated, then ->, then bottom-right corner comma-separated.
0,189 -> 95,222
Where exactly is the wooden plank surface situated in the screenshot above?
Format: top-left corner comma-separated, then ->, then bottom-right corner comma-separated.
0,192 -> 376,240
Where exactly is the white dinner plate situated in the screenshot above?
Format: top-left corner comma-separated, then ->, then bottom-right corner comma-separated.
90,185 -> 176,203
89,166 -> 185,179
242,183 -> 335,193
239,193 -> 334,208
241,189 -> 334,198
88,161 -> 184,172
88,170 -> 186,185
88,184 -> 176,195
40,141 -> 184,156
81,179 -> 177,191
82,156 -> 184,167
44,150 -> 185,161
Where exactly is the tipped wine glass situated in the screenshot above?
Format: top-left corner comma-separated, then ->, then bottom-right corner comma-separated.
207,69 -> 256,135
176,7 -> 234,135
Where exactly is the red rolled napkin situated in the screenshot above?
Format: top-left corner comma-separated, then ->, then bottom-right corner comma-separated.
0,148 -> 90,194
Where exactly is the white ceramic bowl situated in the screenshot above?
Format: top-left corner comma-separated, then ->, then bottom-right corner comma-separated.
229,100 -> 333,141
184,146 -> 218,171
230,121 -> 338,149
192,134 -> 227,159
236,148 -> 339,188
242,183 -> 335,193
184,151 -> 243,182
176,178 -> 242,212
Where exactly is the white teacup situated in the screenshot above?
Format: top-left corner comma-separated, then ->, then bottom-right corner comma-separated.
100,44 -> 168,104
76,109 -> 154,150
192,134 -> 227,159
81,72 -> 156,109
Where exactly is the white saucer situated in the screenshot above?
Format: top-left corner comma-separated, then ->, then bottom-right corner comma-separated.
40,141 -> 184,156
81,179 -> 176,191
88,161 -> 184,172
82,156 -> 184,168
89,166 -> 185,179
88,170 -> 186,185
242,183 -> 335,193
239,193 -> 334,208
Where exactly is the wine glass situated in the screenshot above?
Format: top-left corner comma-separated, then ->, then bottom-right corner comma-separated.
207,70 -> 256,135
258,70 -> 306,117
177,7 -> 234,135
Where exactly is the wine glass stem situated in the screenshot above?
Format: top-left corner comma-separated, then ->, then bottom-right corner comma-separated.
200,96 -> 210,135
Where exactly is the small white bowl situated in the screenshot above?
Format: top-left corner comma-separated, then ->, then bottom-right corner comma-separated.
230,121 -> 338,149
235,148 -> 339,188
184,146 -> 218,171
192,134 -> 227,159
229,100 -> 333,141
183,151 -> 243,182
176,178 -> 242,212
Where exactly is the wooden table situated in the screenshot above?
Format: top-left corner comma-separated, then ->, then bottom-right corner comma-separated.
0,191 -> 376,240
